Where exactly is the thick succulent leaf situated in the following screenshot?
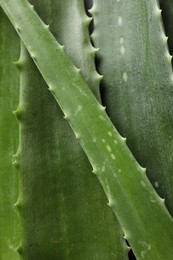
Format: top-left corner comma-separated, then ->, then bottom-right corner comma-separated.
13,0 -> 128,258
0,8 -> 20,260
1,0 -> 173,259
91,0 -> 173,216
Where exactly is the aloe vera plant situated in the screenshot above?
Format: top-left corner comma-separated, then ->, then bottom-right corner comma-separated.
0,9 -> 21,259
1,0 -> 173,259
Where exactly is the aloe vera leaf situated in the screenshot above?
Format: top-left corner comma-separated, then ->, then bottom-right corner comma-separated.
91,0 -> 173,216
1,1 -> 173,258
0,8 -> 20,260
12,0 -> 128,258
159,0 -> 173,55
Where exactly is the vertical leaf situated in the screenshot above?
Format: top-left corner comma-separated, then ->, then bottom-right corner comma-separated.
91,0 -> 173,215
0,8 -> 20,260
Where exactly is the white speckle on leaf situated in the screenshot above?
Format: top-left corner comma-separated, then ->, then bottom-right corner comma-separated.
101,163 -> 106,172
123,72 -> 128,82
99,114 -> 106,122
93,137 -> 97,143
120,46 -> 125,55
154,181 -> 159,188
111,154 -> 116,160
148,245 -> 151,250
108,131 -> 112,137
118,16 -> 123,26
106,145 -> 112,152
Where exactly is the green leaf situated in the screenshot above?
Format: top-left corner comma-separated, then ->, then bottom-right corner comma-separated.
0,8 -> 21,259
91,0 -> 173,216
